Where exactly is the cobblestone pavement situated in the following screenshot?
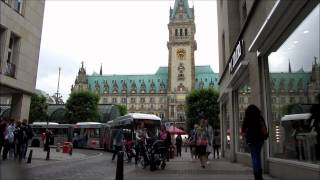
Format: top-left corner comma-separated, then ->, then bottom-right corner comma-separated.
0,148 -> 280,180
125,151 -> 280,180
0,148 -> 133,180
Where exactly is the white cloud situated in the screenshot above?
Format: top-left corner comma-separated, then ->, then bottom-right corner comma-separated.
36,0 -> 219,101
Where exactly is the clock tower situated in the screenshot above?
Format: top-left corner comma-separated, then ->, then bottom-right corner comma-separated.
167,0 -> 197,122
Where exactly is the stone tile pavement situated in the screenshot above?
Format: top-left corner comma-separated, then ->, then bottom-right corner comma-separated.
124,150 -> 280,180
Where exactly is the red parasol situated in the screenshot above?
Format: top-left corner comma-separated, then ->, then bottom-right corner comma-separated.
166,126 -> 186,134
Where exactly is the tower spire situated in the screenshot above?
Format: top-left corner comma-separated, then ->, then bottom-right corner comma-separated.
99,63 -> 103,75
288,59 -> 292,73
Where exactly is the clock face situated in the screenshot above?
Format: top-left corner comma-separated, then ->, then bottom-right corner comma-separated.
176,48 -> 186,59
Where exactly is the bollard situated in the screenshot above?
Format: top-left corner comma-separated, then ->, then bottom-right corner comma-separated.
56,143 -> 61,152
69,143 -> 73,156
46,146 -> 50,160
27,150 -> 33,163
115,151 -> 124,180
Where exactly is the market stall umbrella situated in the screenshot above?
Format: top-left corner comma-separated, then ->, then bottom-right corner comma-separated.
167,126 -> 186,134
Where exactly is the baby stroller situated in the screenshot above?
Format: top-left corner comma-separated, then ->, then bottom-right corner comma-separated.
147,138 -> 167,171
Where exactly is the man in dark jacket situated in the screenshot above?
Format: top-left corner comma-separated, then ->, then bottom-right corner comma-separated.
22,119 -> 33,159
14,121 -> 28,162
175,134 -> 182,157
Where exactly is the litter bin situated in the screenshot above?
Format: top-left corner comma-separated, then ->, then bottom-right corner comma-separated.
63,142 -> 71,153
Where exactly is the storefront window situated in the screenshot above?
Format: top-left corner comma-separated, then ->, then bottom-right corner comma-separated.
237,82 -> 251,153
267,5 -> 319,164
222,103 -> 231,150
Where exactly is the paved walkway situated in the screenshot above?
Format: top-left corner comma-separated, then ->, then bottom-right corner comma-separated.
125,150 -> 280,180
23,147 -> 100,168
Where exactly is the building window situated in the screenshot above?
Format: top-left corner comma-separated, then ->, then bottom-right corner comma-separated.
180,29 -> 183,36
170,106 -> 174,117
131,98 -> 135,103
267,5 -> 319,164
5,33 -> 20,77
159,113 -> 164,119
184,28 -> 188,36
112,98 -> 117,103
150,97 -> 154,103
121,97 -> 126,103
140,97 -> 145,103
222,32 -> 226,68
13,0 -> 24,14
289,97 -> 295,103
241,0 -> 247,24
0,27 -> 6,69
103,97 -> 108,104
175,29 -> 178,36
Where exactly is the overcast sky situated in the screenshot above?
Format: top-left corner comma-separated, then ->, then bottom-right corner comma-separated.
36,0 -> 219,101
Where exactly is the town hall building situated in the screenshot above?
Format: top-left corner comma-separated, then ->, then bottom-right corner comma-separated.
71,0 -> 220,128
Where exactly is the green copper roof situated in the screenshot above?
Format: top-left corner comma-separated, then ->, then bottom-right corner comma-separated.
170,0 -> 193,19
87,65 -> 219,94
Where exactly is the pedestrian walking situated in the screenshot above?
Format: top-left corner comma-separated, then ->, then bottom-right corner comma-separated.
22,119 -> 33,159
112,129 -> 124,162
204,119 -> 213,161
213,130 -> 221,159
196,119 -> 209,168
44,129 -> 53,151
164,127 -> 171,161
3,118 -> 15,160
242,104 -> 268,180
184,137 -> 188,152
188,124 -> 198,159
175,134 -> 182,157
14,120 -> 28,162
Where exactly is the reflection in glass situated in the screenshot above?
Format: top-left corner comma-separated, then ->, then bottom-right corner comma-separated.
237,83 -> 251,153
268,5 -> 319,164
222,103 -> 231,150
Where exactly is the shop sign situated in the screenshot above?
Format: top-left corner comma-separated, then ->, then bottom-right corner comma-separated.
229,40 -> 244,74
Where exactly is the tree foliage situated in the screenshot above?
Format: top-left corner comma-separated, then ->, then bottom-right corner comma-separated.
185,88 -> 220,132
65,91 -> 100,124
29,95 -> 48,123
116,104 -> 128,116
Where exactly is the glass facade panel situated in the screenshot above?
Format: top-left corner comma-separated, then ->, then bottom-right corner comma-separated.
267,5 -> 319,164
237,82 -> 251,153
222,103 -> 230,150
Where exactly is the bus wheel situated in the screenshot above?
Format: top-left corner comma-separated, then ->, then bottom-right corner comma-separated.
73,141 -> 78,148
31,139 -> 40,147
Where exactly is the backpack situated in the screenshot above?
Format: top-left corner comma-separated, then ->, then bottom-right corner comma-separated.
259,118 -> 269,141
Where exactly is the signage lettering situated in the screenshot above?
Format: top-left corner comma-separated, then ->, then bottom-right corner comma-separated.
229,40 -> 244,74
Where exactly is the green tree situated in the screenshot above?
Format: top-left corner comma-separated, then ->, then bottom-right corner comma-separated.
185,88 -> 220,132
65,91 -> 100,124
29,95 -> 48,123
116,104 -> 128,116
